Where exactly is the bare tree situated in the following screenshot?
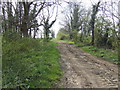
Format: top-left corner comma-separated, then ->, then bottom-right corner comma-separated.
40,2 -> 58,41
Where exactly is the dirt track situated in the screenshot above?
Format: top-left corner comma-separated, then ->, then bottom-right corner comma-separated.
57,41 -> 118,88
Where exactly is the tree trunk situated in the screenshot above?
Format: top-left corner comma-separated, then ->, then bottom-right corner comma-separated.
2,7 -> 7,32
33,28 -> 37,39
118,1 -> 120,65
118,19 -> 120,65
29,28 -> 32,37
21,2 -> 29,37
90,2 -> 100,45
91,20 -> 95,45
21,23 -> 28,37
7,2 -> 13,30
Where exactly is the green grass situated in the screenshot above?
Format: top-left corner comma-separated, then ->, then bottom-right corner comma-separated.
52,38 -> 74,44
63,40 -> 74,44
80,46 -> 118,64
2,37 -> 62,88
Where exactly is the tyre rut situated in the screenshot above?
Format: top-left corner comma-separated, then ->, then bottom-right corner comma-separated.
57,42 -> 118,88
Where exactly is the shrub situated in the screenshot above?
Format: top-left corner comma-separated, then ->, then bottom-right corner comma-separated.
57,32 -> 69,40
3,30 -> 21,42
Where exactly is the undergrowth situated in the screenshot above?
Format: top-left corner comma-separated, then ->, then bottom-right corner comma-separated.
2,36 -> 62,88
80,45 -> 118,64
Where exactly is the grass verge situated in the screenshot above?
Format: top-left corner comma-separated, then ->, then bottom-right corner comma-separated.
2,37 -> 62,88
52,39 -> 74,45
80,45 -> 118,64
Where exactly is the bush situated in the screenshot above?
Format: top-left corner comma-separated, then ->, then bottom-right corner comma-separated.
57,32 -> 69,40
72,30 -> 79,44
3,30 -> 21,42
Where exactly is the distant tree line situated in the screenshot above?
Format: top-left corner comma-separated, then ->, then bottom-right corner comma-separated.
58,1 -> 119,49
57,1 -> 120,63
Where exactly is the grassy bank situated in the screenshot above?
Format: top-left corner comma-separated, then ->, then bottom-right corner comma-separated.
2,37 -> 62,88
80,46 -> 118,64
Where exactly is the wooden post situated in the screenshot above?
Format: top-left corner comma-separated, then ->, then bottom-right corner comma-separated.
0,3 -> 2,89
118,1 -> 120,64
118,1 -> 120,89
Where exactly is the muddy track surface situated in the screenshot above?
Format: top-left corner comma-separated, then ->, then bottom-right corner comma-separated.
57,41 -> 118,88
